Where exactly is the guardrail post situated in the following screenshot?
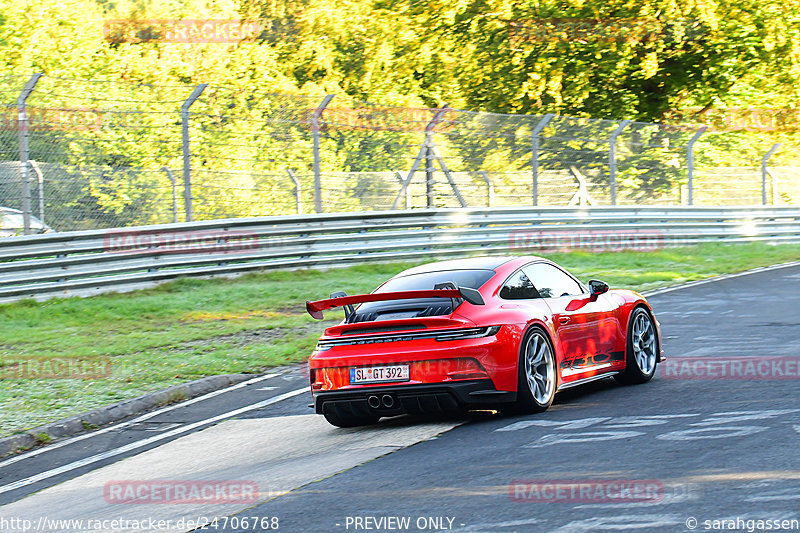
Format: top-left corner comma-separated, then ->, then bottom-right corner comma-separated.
479,171 -> 494,207
162,166 -> 179,223
286,169 -> 302,214
181,84 -> 207,222
531,113 -> 554,206
608,120 -> 631,205
686,126 -> 707,206
761,143 -> 781,205
311,95 -> 335,214
17,73 -> 43,235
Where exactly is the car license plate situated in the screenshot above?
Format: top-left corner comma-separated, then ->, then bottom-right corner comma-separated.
350,365 -> 410,384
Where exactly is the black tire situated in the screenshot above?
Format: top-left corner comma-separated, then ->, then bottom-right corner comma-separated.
512,327 -> 557,414
322,402 -> 380,428
616,306 -> 659,385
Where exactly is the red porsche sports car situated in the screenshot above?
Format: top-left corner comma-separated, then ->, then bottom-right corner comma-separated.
306,256 -> 663,427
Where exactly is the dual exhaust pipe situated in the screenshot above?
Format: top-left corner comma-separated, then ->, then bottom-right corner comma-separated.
367,394 -> 395,409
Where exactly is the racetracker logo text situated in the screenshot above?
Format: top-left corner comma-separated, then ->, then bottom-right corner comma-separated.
508,18 -> 704,44
102,20 -> 261,43
0,356 -> 112,379
661,356 -> 800,380
509,479 -> 663,503
104,480 -> 259,504
509,229 -> 663,254
103,229 -> 261,255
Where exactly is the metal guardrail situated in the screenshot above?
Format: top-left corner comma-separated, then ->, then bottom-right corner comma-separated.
1,206 -> 799,303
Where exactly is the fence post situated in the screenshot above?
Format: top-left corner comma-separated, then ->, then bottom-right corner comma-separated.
394,171 -> 411,209
286,169 -> 302,214
479,171 -> 494,207
311,95 -> 335,214
162,166 -> 179,223
608,120 -> 631,205
425,137 -> 435,208
181,83 -> 207,222
686,126 -> 707,206
761,143 -> 781,205
17,73 -> 43,235
28,160 -> 45,225
531,113 -> 554,206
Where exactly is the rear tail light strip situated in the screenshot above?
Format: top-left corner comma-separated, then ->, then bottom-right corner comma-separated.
315,326 -> 501,351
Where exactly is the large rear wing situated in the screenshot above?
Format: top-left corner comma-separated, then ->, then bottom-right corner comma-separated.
306,287 -> 485,320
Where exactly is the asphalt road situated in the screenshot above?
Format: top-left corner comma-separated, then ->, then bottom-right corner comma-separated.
1,263 -> 799,533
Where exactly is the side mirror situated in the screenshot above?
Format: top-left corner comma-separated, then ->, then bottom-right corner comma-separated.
588,279 -> 609,300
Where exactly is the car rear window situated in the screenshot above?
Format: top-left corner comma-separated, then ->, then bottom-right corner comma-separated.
346,269 -> 496,323
375,269 -> 495,293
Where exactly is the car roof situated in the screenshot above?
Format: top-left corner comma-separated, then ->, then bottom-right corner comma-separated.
393,256 -> 523,278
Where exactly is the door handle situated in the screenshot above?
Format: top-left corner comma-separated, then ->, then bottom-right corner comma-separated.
558,316 -> 570,325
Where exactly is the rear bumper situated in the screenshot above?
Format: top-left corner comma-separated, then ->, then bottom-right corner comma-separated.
313,379 -> 516,416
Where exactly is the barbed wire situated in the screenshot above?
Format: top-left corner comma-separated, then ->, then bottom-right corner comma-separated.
0,74 -> 797,233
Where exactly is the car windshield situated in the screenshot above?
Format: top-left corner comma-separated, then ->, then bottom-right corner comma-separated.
374,269 -> 495,293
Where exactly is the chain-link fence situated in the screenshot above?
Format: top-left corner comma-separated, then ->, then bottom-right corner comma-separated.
1,73 -> 797,234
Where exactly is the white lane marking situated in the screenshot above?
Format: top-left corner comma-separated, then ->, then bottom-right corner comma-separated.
1,415 -> 461,532
0,372 -> 283,469
523,430 -> 646,448
656,425 -> 768,441
689,409 -> 800,426
141,423 -> 181,432
451,518 -> 540,532
602,414 -> 699,429
550,514 -> 681,532
495,417 -> 611,432
643,260 -> 800,297
0,386 -> 309,496
747,494 -> 800,502
258,386 -> 277,391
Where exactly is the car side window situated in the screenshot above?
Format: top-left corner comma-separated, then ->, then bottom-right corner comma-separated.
499,269 -> 540,299
523,263 -> 584,298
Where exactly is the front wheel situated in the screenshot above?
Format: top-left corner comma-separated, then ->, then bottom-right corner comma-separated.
616,307 -> 659,385
513,328 -> 557,413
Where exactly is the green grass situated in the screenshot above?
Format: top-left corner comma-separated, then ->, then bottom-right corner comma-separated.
1,242 -> 799,437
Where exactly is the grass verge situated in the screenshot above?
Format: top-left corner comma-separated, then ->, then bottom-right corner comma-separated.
1,242 -> 799,436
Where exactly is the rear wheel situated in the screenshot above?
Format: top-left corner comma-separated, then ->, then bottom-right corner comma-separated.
322,402 -> 380,428
616,307 -> 658,385
514,328 -> 557,413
